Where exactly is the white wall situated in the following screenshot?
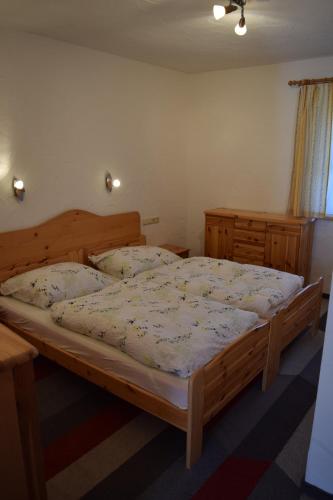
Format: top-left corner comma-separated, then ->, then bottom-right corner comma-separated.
0,32 -> 332,291
186,56 -> 333,292
0,32 -> 189,245
306,277 -> 333,493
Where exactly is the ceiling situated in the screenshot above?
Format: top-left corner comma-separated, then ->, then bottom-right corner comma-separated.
1,0 -> 333,73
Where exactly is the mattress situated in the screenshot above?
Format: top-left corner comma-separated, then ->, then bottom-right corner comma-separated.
0,296 -> 189,409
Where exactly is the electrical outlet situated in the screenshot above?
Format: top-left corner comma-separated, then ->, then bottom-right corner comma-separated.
142,217 -> 160,226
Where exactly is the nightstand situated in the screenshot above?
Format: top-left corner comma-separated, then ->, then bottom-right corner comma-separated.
160,244 -> 190,259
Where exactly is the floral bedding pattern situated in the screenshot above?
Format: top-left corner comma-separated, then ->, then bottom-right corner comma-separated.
89,246 -> 181,279
50,278 -> 258,378
134,257 -> 304,317
0,263 -> 116,309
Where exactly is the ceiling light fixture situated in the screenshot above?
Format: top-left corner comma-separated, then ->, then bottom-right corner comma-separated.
213,4 -> 226,20
213,0 -> 248,36
235,10 -> 247,36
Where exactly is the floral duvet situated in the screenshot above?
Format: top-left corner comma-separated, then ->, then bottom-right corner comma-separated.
50,278 -> 258,378
135,257 -> 304,318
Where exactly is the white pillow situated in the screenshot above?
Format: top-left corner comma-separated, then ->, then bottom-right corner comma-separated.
0,262 -> 116,309
89,246 -> 181,279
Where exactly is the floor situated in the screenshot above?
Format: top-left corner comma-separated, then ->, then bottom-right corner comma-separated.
35,301 -> 331,500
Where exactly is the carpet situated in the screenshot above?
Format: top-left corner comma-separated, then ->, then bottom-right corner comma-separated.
34,314 -> 329,500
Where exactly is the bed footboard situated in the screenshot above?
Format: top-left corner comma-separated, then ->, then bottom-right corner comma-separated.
3,319 -> 271,470
263,277 -> 323,389
186,321 -> 270,468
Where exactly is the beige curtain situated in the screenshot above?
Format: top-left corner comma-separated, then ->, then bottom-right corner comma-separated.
289,83 -> 333,217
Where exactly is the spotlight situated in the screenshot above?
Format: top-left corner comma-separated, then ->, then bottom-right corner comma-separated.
235,15 -> 247,36
105,172 -> 121,192
13,177 -> 25,201
212,1 -> 248,36
213,5 -> 226,20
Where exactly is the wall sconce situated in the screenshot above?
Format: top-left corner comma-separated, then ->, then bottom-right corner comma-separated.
13,177 -> 25,201
105,172 -> 121,193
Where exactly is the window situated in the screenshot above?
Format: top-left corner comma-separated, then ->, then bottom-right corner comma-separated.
289,83 -> 333,218
326,128 -> 333,216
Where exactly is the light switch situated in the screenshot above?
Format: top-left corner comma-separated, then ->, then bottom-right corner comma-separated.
142,217 -> 160,226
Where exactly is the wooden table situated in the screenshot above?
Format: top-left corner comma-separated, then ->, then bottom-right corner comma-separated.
0,324 -> 46,500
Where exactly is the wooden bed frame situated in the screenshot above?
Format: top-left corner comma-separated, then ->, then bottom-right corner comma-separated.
0,210 -> 322,467
263,276 -> 323,388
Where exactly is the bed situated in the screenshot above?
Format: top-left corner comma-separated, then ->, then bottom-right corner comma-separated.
132,256 -> 323,386
0,210 -> 321,467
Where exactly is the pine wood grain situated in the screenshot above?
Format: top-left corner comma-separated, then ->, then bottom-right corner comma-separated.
263,277 -> 323,389
0,209 -> 301,469
0,327 -> 46,500
205,208 -> 315,225
0,323 -> 38,371
14,362 -> 47,500
0,369 -> 29,500
0,210 -> 142,282
204,208 -> 315,283
3,317 -> 271,469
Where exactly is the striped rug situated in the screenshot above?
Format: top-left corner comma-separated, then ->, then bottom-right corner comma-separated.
35,311 -> 329,500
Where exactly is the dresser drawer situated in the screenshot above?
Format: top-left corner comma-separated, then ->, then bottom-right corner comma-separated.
233,242 -> 265,265
233,229 -> 266,245
267,223 -> 301,234
235,218 -> 266,232
205,209 -> 315,283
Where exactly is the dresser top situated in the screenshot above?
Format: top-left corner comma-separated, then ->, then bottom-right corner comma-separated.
205,208 -> 316,225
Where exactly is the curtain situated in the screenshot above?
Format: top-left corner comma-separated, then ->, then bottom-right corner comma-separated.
288,83 -> 333,217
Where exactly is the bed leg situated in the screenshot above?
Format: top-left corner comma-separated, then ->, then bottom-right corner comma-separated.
186,370 -> 204,469
310,278 -> 323,337
262,315 -> 281,391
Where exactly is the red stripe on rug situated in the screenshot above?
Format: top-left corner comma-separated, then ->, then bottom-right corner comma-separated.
44,400 -> 139,480
34,356 -> 59,381
192,456 -> 271,500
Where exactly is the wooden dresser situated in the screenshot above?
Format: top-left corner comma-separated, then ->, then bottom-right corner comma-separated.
205,208 -> 316,282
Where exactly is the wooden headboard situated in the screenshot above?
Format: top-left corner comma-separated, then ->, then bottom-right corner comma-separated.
0,210 -> 146,282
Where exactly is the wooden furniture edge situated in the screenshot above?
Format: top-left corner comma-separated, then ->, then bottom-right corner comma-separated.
186,320 -> 270,467
14,361 -> 47,500
186,368 -> 205,468
0,369 -> 30,500
0,325 -> 46,500
0,209 -> 144,282
86,234 -> 147,258
204,208 -> 316,225
202,321 -> 270,420
263,277 -> 323,389
0,323 -> 38,371
159,244 -> 190,258
0,209 -> 280,467
2,318 -> 270,469
4,324 -> 188,431
204,208 -> 315,283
